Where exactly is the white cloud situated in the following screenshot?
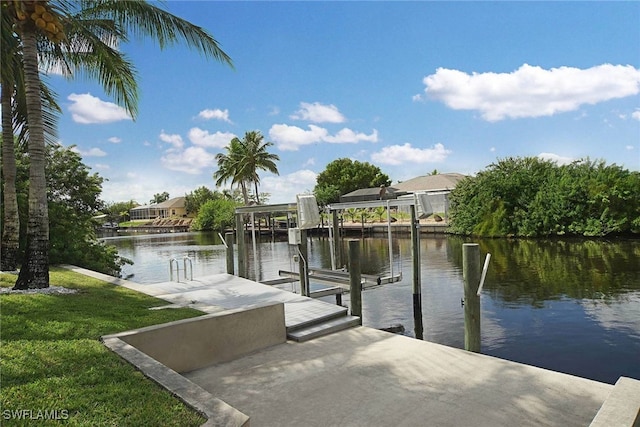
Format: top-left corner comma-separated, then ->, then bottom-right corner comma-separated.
159,131 -> 184,149
538,152 -> 574,165
161,146 -> 216,174
632,109 -> 640,121
67,93 -> 131,124
423,64 -> 640,121
626,145 -> 634,151
71,146 -> 107,157
324,128 -> 379,144
188,128 -> 236,148
260,170 -> 318,204
108,137 -> 121,144
412,94 -> 424,102
93,163 -> 110,170
302,158 -> 315,167
371,143 -> 451,165
197,108 -> 231,123
269,124 -> 378,151
290,102 -> 346,123
269,124 -> 328,150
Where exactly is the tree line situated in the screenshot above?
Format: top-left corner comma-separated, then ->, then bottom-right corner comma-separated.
448,157 -> 640,237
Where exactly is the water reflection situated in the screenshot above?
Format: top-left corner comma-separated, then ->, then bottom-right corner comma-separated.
103,232 -> 640,384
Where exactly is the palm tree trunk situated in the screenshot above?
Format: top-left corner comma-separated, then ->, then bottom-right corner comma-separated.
240,181 -> 249,206
14,27 -> 49,289
253,181 -> 260,205
1,82 -> 20,271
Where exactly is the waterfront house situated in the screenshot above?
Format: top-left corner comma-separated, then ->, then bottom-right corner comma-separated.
129,197 -> 191,221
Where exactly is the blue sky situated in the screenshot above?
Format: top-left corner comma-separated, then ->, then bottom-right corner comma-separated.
48,1 -> 640,204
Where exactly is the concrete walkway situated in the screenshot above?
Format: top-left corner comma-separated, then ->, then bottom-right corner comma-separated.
185,326 -> 612,427
64,266 -> 615,426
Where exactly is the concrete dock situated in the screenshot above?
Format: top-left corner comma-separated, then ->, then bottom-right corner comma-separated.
186,326 -> 611,427
63,266 -> 633,427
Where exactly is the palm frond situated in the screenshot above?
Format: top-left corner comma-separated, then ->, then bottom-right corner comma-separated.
78,0 -> 233,67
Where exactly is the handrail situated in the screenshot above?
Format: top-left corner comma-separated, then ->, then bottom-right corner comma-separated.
183,257 -> 193,281
169,257 -> 194,282
169,258 -> 179,282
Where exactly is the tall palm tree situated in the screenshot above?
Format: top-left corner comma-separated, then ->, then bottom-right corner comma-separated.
1,4 -> 62,272
238,131 -> 279,205
5,0 -> 232,289
214,137 -> 250,205
13,4 -> 51,288
213,131 -> 279,206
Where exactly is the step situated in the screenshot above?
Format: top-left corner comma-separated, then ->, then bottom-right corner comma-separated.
287,315 -> 361,342
589,377 -> 640,427
286,305 -> 348,333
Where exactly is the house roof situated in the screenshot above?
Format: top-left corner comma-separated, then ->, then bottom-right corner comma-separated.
340,186 -> 404,203
129,196 -> 186,211
155,196 -> 186,209
393,173 -> 467,193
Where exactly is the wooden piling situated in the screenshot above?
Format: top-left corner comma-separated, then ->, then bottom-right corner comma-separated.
463,243 -> 481,353
235,214 -> 246,278
348,239 -> 362,323
332,210 -> 342,267
225,232 -> 234,275
410,205 -> 424,339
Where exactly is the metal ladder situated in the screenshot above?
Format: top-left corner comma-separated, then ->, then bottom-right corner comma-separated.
169,257 -> 193,282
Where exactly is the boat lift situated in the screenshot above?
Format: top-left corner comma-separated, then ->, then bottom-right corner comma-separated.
233,193 -> 432,296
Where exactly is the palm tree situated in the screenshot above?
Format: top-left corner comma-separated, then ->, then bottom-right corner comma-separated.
214,131 -> 279,206
239,131 -> 279,205
4,0 -> 232,289
1,4 -> 62,272
214,137 -> 250,205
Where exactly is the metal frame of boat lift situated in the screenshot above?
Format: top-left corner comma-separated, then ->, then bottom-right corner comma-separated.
233,194 -> 431,296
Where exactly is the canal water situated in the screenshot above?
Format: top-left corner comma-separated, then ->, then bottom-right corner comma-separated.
102,232 -> 640,385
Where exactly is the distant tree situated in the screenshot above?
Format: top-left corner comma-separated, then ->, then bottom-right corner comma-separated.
373,206 -> 387,222
214,131 -> 279,205
192,198 -> 238,232
151,192 -> 170,204
431,169 -> 439,175
185,186 -> 221,215
221,188 -> 245,204
104,200 -> 138,224
345,208 -> 358,223
314,158 -> 391,205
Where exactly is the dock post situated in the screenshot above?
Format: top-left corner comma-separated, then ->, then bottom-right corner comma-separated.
410,205 -> 424,339
298,229 -> 309,297
463,243 -> 481,353
332,210 -> 342,267
348,239 -> 362,323
235,213 -> 246,278
225,232 -> 235,275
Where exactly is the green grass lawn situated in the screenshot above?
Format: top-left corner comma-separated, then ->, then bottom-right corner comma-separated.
0,268 -> 206,426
